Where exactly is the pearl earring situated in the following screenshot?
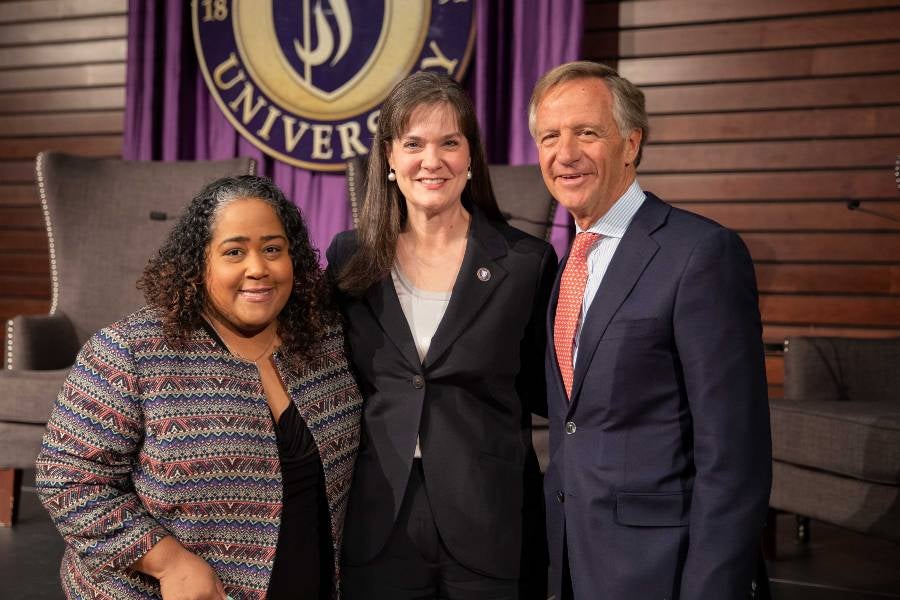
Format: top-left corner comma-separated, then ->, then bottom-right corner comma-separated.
387,169 -> 396,182
466,167 -> 472,181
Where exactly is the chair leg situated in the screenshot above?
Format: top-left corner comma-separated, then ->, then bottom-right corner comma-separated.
751,547 -> 773,599
796,515 -> 810,544
0,468 -> 23,527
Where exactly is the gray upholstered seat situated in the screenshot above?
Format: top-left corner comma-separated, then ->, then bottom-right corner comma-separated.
0,152 -> 256,526
771,400 -> 900,485
770,336 -> 900,543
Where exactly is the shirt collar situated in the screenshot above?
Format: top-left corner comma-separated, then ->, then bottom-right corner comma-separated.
576,180 -> 646,239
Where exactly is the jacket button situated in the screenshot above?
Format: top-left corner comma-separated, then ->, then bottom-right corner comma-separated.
556,490 -> 565,503
412,375 -> 425,389
565,421 -> 576,434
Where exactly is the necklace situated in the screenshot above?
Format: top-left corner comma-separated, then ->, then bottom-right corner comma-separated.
205,316 -> 278,364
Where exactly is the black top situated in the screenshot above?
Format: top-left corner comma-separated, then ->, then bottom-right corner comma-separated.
267,401 -> 331,599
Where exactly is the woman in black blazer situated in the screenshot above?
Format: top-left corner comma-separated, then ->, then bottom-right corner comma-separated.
327,72 -> 556,600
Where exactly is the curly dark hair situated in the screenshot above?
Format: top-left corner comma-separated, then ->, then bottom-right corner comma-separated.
138,175 -> 336,368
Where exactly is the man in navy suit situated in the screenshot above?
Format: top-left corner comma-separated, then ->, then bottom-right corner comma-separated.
530,61 -> 771,599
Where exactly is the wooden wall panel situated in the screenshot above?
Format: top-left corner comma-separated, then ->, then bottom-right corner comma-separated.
0,15 -> 126,45
0,230 -> 48,253
0,39 -> 127,69
0,0 -> 124,23
584,1 -> 900,398
755,265 -> 900,294
764,324 -> 900,341
0,0 -> 127,366
586,0 -> 900,28
616,42 -> 900,85
0,184 -> 36,206
0,88 -> 126,114
642,171 -> 896,201
643,75 -> 900,114
742,233 -> 900,263
650,107 -> 900,142
0,64 -> 125,91
641,139 -> 900,172
0,111 -> 124,137
0,135 -> 122,159
586,11 -> 900,57
683,203 -> 900,232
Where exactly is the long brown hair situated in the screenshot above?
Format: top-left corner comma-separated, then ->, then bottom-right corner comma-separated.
337,71 -> 504,296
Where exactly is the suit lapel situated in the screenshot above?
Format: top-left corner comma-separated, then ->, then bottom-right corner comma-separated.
547,254 -> 568,404
365,274 -> 422,370
423,209 -> 508,368
568,195 -> 670,405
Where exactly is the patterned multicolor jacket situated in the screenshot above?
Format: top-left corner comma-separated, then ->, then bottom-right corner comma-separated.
36,306 -> 362,599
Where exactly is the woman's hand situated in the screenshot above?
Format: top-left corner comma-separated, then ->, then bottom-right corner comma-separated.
157,550 -> 226,600
134,536 -> 227,600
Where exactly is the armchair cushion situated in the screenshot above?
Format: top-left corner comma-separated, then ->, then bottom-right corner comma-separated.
783,336 -> 900,403
771,398 -> 900,485
771,462 -> 900,540
5,313 -> 79,370
0,369 -> 69,424
0,423 -> 46,469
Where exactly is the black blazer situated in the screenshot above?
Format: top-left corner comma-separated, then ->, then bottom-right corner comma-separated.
544,193 -> 772,599
326,207 -> 557,578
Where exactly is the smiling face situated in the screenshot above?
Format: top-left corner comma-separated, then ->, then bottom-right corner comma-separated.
388,102 -> 471,219
534,77 -> 642,230
203,197 -> 293,337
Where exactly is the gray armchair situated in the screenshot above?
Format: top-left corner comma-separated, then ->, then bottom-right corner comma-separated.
769,336 -> 900,544
0,152 -> 256,526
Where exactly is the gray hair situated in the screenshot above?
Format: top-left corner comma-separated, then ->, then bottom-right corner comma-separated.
528,61 -> 649,167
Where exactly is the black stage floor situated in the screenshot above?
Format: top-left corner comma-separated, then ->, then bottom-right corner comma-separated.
3,470 -> 899,599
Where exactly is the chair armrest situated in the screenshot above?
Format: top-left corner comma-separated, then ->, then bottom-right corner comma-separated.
0,368 -> 69,424
5,313 -> 79,371
783,336 -> 900,403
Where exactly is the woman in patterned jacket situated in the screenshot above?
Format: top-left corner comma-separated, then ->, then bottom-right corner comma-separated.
36,176 -> 362,600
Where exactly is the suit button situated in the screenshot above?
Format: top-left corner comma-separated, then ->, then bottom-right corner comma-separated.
556,490 -> 565,504
412,375 -> 425,389
565,421 -> 576,434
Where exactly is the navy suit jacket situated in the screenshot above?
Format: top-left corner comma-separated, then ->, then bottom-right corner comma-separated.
327,208 -> 556,579
544,193 -> 772,599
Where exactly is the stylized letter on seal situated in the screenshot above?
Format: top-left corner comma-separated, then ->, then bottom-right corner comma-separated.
294,0 -> 353,88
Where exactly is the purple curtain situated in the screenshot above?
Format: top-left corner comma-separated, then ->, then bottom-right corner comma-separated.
124,0 -> 582,257
471,1 -> 583,255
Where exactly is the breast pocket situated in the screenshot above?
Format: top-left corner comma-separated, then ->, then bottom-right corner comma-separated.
602,317 -> 661,340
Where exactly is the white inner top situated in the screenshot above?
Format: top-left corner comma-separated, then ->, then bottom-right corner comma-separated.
391,265 -> 452,459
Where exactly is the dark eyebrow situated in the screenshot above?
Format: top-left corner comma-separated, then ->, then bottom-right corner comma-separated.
401,132 -> 462,141
218,234 -> 286,246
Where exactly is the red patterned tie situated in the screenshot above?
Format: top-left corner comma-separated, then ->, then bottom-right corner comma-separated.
554,232 -> 600,399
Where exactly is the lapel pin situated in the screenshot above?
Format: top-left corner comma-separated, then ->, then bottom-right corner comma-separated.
476,267 -> 491,282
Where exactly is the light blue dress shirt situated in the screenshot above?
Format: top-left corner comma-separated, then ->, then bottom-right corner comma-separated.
571,180 -> 646,365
